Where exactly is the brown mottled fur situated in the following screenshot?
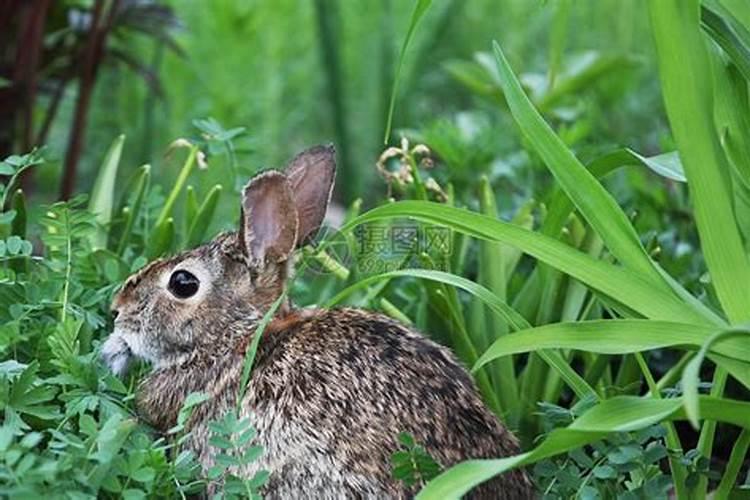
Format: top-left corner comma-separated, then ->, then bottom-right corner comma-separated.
102,145 -> 535,499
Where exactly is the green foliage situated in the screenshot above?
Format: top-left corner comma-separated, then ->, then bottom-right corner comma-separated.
88,135 -> 125,250
391,432 -> 442,489
534,399 -> 673,500
0,357 -> 203,497
383,0 -> 433,143
0,134 -> 246,497
206,410 -> 268,500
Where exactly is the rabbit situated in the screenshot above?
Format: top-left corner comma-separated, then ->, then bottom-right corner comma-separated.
101,144 -> 535,499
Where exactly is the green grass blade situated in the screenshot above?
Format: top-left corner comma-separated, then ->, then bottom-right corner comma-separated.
328,268 -> 530,331
546,0 -> 571,88
492,41 -> 667,290
383,0 -> 432,143
146,217 -> 174,260
10,189 -> 26,238
88,134 -> 125,250
434,285 -> 503,417
473,320 -> 748,373
237,294 -> 286,408
715,428 -> 750,498
116,165 -> 150,256
417,396 -> 750,499
536,350 -> 596,401
701,2 -> 750,82
650,6 -> 750,490
483,328 -> 750,402
186,184 -> 222,247
155,146 -> 197,230
342,201 -> 711,325
720,0 -> 750,27
696,366 -> 730,496
543,147 -> 685,241
379,298 -> 412,325
539,148 -> 726,325
708,353 -> 750,391
185,185 -> 198,232
681,328 -> 750,428
649,0 -> 750,324
633,352 -> 688,497
627,150 -> 686,182
472,318 -> 750,392
711,47 -> 750,247
477,176 -> 518,417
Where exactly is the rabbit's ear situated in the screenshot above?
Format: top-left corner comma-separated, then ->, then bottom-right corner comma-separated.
240,171 -> 299,264
285,144 -> 336,245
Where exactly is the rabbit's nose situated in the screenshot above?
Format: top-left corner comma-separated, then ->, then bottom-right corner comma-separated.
111,308 -> 120,321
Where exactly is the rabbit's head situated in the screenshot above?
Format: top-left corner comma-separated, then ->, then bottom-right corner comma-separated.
101,145 -> 336,376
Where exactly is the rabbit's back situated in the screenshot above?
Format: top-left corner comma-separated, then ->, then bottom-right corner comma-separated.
234,307 -> 533,499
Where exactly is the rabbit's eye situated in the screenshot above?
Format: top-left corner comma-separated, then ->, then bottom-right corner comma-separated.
168,270 -> 200,299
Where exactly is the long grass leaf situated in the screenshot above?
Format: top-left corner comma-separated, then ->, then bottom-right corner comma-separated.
342,201 -> 711,325
536,350 -> 595,401
383,0 -> 432,143
649,0 -> 750,323
417,396 -> 750,499
186,184 -> 222,247
474,320 -> 749,371
477,176 -> 518,416
633,352 -> 689,497
237,294 -> 285,407
681,328 -> 750,428
542,147 -> 685,240
88,134 -> 125,250
701,2 -> 750,82
715,428 -> 750,498
328,269 -> 529,331
492,42 -> 667,290
116,164 -> 150,256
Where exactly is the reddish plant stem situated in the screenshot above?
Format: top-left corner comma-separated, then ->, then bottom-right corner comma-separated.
0,1 -> 25,157
59,0 -> 119,200
15,0 -> 52,195
19,0 -> 51,152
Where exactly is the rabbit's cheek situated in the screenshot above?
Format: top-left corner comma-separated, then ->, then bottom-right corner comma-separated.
105,317 -> 159,366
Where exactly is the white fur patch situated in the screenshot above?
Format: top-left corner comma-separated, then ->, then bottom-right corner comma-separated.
101,325 -> 160,376
100,331 -> 132,377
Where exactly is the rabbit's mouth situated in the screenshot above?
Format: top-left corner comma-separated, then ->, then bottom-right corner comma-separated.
101,331 -> 133,377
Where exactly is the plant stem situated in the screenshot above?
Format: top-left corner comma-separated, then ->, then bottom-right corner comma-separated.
695,366 -> 729,496
60,0 -> 119,200
653,352 -> 692,395
155,146 -> 197,230
435,287 -> 503,417
634,352 -> 689,499
715,428 -> 750,499
61,207 -> 72,323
